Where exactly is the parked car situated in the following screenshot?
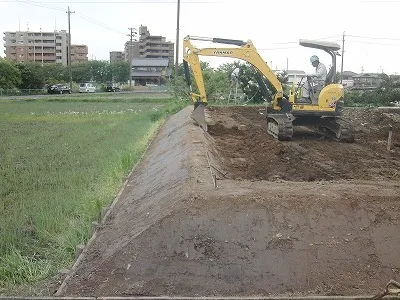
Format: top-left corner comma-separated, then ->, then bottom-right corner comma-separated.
106,83 -> 121,92
47,84 -> 71,94
79,83 -> 96,93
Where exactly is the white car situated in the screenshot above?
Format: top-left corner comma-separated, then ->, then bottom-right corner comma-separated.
79,83 -> 96,93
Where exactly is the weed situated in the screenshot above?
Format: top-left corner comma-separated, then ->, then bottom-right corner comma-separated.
0,96 -> 177,291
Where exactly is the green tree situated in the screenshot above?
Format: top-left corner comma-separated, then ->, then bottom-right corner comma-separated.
0,59 -> 21,89
71,62 -> 91,83
236,63 -> 270,103
110,61 -> 130,83
89,60 -> 111,83
216,62 -> 238,75
42,63 -> 68,84
14,62 -> 44,89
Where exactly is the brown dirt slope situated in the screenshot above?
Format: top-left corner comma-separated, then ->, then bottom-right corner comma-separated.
60,106 -> 400,297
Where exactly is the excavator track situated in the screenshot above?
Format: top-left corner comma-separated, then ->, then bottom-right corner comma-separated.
267,114 -> 293,141
314,117 -> 355,142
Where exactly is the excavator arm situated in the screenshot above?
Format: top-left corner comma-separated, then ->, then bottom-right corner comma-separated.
183,36 -> 284,109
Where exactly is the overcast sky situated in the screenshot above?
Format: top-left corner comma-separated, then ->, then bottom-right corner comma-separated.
1,0 -> 400,74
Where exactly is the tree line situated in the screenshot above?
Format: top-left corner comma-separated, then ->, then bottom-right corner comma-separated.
171,61 -> 289,104
173,62 -> 400,106
0,59 -> 130,90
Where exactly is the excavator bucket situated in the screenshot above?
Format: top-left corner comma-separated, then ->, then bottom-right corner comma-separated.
191,103 -> 208,131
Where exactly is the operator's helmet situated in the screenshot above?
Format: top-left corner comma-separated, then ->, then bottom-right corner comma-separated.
310,55 -> 319,63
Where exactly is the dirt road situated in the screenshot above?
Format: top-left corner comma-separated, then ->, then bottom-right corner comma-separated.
60,106 -> 400,297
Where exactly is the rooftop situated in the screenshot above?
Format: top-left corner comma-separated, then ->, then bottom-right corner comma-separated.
131,58 -> 169,67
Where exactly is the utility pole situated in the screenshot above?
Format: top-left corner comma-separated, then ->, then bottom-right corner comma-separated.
40,27 -> 43,66
67,6 -> 75,89
286,58 -> 289,70
340,31 -> 345,84
128,27 -> 136,86
174,0 -> 180,78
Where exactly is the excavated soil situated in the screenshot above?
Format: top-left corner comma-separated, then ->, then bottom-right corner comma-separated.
206,106 -> 400,182
60,106 -> 400,297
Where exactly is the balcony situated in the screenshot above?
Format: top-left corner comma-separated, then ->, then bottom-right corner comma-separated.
140,43 -> 170,50
145,53 -> 169,58
72,50 -> 88,55
43,55 -> 56,61
34,49 -> 56,54
32,42 -> 56,47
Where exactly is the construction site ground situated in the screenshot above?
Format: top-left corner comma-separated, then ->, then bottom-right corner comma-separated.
60,106 -> 400,297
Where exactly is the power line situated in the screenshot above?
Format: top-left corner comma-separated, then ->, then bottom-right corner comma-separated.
258,46 -> 299,51
360,0 -> 400,3
262,35 -> 341,46
8,0 -> 134,36
346,40 -> 400,46
1,0 -> 218,3
347,34 -> 400,41
14,0 -> 64,11
258,36 -> 341,50
75,12 -> 126,35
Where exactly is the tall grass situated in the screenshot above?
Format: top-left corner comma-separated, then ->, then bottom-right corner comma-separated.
0,97 -> 186,292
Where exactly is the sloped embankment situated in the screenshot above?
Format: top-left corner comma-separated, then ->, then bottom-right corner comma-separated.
60,106 -> 400,297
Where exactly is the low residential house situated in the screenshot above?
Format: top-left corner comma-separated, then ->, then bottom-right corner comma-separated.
273,70 -> 306,86
286,70 -> 306,85
352,73 -> 383,90
341,71 -> 358,88
131,58 -> 171,86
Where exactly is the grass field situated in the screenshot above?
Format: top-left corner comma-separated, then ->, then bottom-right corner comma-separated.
0,95 -> 185,293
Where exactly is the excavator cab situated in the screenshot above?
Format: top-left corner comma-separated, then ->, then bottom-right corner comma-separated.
290,39 -> 342,106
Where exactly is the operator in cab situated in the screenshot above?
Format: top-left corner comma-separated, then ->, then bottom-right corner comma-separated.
299,55 -> 327,103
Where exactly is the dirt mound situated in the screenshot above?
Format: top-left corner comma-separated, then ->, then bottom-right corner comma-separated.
59,106 -> 400,297
206,106 -> 400,182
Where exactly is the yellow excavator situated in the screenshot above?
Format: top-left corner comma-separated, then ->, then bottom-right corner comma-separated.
183,35 -> 354,142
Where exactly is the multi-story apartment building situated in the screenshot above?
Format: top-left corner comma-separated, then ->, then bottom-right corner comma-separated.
120,25 -> 174,85
124,25 -> 174,67
124,40 -> 139,62
109,51 -> 124,63
70,45 -> 88,63
3,30 -> 88,65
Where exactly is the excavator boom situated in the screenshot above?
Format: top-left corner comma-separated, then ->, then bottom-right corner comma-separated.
183,36 -> 284,104
183,36 -> 285,130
